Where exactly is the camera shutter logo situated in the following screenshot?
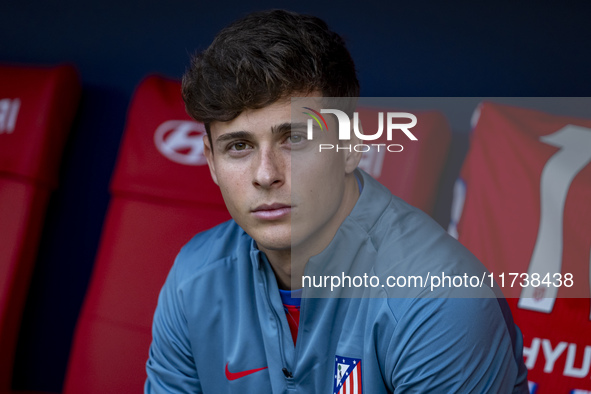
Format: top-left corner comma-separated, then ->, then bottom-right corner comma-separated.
302,106 -> 329,132
154,120 -> 208,165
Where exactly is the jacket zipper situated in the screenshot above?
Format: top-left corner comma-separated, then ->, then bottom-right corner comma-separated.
261,269 -> 295,389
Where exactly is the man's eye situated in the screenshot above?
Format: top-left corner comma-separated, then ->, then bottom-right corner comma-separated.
289,135 -> 303,143
231,142 -> 249,151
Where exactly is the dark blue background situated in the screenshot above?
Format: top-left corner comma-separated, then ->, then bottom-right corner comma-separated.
1,0 -> 590,390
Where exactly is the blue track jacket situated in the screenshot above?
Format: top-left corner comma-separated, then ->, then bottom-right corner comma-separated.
145,169 -> 529,393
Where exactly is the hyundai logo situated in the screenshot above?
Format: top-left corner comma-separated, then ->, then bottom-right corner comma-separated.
154,120 -> 207,165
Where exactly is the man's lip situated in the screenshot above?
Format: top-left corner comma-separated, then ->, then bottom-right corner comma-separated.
251,203 -> 292,220
252,203 -> 291,212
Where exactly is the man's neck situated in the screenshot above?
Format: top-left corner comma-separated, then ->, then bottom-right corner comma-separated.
258,172 -> 360,290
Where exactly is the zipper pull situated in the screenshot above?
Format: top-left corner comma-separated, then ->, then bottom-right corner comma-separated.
282,368 -> 293,378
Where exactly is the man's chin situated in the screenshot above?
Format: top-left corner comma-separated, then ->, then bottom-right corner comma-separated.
255,239 -> 292,252
249,229 -> 292,252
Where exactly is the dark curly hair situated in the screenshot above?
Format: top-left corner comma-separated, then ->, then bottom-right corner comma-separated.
181,9 -> 359,138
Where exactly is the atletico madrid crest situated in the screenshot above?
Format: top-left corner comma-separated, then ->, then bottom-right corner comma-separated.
333,355 -> 362,394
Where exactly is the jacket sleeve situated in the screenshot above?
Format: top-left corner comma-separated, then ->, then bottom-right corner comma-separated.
145,255 -> 202,393
385,295 -> 529,393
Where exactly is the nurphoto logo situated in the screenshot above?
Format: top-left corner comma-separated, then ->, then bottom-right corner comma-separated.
303,107 -> 418,152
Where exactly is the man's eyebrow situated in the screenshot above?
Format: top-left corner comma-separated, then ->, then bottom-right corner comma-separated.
215,130 -> 253,144
272,122 -> 307,133
216,122 -> 308,143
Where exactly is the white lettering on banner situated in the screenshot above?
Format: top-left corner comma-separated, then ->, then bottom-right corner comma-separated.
542,339 -> 567,373
564,344 -> 591,378
523,338 -> 541,370
154,120 -> 207,166
519,125 -> 591,314
0,98 -> 21,134
524,337 -> 591,379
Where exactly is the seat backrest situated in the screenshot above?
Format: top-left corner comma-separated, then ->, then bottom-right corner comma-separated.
355,107 -> 451,215
450,101 -> 591,393
0,64 -> 80,391
62,75 -> 230,394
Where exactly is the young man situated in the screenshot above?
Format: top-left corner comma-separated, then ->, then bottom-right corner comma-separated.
145,10 -> 529,393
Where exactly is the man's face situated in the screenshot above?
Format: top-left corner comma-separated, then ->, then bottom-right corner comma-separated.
204,96 -> 360,256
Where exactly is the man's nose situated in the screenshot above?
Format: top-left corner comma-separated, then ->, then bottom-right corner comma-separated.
253,146 -> 285,188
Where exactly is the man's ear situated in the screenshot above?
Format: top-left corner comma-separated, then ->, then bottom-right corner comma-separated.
203,134 -> 218,185
344,117 -> 363,174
